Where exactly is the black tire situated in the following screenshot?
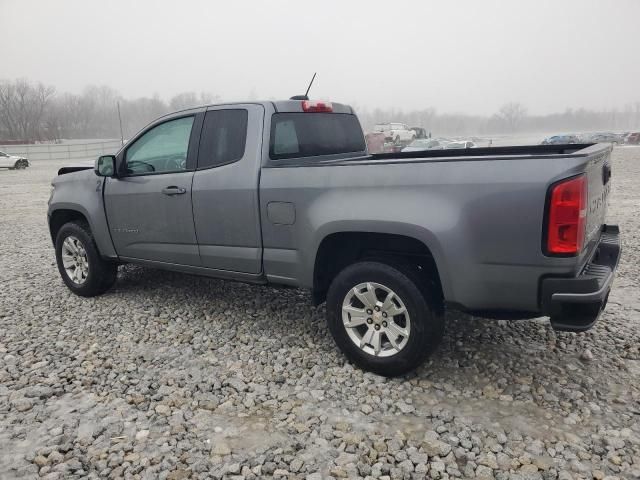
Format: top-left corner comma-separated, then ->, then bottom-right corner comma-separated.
326,261 -> 444,377
55,222 -> 118,297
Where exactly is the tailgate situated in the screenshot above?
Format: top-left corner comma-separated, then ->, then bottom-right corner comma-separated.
583,147 -> 612,254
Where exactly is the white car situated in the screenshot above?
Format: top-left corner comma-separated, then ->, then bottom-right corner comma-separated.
0,151 -> 29,169
373,123 -> 416,143
445,141 -> 476,149
401,139 -> 449,152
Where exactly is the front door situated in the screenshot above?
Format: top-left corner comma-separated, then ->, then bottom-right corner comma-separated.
104,114 -> 201,266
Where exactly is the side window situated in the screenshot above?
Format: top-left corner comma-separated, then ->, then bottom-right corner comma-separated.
197,109 -> 248,169
125,116 -> 194,175
272,119 -> 300,155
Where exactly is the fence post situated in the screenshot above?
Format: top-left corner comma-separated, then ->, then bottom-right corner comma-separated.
48,144 -> 52,161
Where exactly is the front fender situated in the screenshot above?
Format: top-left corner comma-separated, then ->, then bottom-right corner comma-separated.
48,170 -> 117,259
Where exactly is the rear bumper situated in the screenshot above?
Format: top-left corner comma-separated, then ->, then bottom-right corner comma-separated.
540,225 -> 621,332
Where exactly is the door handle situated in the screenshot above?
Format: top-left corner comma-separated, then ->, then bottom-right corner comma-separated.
162,186 -> 187,195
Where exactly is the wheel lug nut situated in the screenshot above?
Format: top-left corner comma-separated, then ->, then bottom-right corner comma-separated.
382,321 -> 388,327
366,309 -> 372,315
374,306 -> 380,312
374,324 -> 381,330
382,312 -> 387,318
367,318 -> 373,324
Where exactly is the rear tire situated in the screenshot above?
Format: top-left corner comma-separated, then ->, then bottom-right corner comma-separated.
55,222 -> 118,297
326,261 -> 444,377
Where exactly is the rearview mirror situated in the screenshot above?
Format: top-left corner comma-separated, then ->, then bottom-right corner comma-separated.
95,155 -> 116,177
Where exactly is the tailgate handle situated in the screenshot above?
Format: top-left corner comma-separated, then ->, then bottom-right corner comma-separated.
602,164 -> 611,184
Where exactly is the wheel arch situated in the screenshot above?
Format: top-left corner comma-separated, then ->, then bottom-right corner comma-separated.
48,208 -> 91,245
311,228 -> 450,307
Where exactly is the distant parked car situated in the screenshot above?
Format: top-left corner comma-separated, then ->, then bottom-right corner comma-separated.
588,133 -> 621,145
373,123 -> 416,143
401,139 -> 449,152
445,141 -> 477,149
0,151 -> 29,169
625,132 -> 640,145
541,135 -> 579,145
410,127 -> 428,139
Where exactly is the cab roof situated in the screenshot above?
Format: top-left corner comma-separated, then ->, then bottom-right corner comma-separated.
159,99 -> 354,120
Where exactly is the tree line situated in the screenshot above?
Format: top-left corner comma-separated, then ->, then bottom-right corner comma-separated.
0,79 -> 219,142
355,101 -> 640,136
1,78 -> 639,142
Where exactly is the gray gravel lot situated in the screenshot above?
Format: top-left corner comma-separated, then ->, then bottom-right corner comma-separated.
1,148 -> 639,480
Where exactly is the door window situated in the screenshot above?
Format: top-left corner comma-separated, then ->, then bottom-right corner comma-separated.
197,109 -> 248,169
125,116 -> 194,175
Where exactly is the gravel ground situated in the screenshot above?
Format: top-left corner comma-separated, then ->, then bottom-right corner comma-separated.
1,148 -> 639,480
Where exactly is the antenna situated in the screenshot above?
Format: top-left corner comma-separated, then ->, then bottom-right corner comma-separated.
304,72 -> 317,98
290,72 -> 317,100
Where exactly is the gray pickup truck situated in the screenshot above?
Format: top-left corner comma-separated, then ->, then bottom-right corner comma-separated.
48,99 -> 620,376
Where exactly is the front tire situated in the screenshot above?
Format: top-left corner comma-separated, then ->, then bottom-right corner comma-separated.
55,222 -> 118,297
326,261 -> 444,377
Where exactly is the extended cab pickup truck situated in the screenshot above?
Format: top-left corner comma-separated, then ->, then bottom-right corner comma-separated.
48,99 -> 621,376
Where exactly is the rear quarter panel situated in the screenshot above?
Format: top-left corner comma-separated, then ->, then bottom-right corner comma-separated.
259,150 -> 605,313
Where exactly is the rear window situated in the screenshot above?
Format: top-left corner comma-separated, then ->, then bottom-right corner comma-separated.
269,113 -> 365,160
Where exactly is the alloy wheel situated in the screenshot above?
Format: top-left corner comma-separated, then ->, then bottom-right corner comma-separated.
61,236 -> 89,285
341,282 -> 411,357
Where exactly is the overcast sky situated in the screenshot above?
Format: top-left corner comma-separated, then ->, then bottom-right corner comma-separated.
1,0 -> 639,115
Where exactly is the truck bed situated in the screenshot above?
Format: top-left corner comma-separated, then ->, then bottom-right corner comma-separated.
370,143 -> 594,160
266,143 -> 598,168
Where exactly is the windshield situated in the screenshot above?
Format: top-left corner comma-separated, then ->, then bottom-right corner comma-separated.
0,151 -> 7,157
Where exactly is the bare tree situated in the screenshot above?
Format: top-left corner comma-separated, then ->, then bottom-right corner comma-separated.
496,102 -> 527,132
169,91 -> 219,111
0,78 -> 55,141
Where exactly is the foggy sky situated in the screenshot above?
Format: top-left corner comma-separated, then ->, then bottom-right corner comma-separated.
1,0 -> 639,115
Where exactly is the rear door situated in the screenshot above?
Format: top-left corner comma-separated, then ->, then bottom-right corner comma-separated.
104,113 -> 202,266
191,104 -> 264,273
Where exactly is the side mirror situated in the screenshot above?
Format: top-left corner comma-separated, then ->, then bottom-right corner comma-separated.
95,155 -> 116,177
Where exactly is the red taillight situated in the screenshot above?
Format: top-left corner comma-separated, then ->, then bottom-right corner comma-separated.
301,100 -> 333,112
546,174 -> 587,255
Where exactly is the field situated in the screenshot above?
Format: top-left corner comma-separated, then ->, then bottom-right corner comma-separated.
0,148 -> 639,479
